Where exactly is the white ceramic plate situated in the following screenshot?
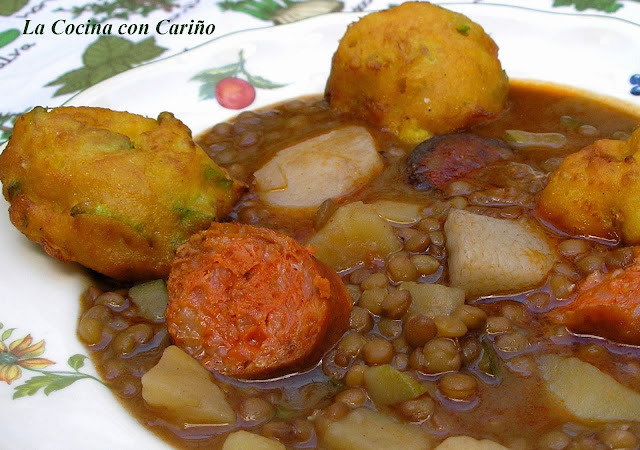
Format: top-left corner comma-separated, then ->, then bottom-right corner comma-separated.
1,4 -> 640,449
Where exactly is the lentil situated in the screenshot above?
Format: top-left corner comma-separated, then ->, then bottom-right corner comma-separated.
486,316 -> 512,334
438,373 -> 478,401
239,397 -> 274,423
398,394 -> 436,422
360,272 -> 389,290
411,254 -> 440,275
434,316 -> 468,338
452,305 -> 487,329
387,253 -> 419,282
422,338 -> 461,374
381,289 -> 412,319
362,338 -> 394,365
404,314 -> 438,347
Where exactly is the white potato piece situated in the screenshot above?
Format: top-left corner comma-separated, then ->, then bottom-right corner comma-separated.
254,125 -> 383,208
444,209 -> 556,298
308,201 -> 402,272
223,431 -> 285,450
400,282 -> 465,318
141,345 -> 236,426
435,436 -> 509,450
319,407 -> 432,450
538,355 -> 640,422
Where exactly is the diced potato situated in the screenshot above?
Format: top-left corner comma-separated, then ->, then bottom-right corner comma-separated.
319,407 -> 432,450
141,345 -> 236,426
222,431 -> 285,450
364,364 -> 427,405
538,354 -> 640,422
371,200 -> 422,225
128,279 -> 168,322
435,436 -> 509,450
444,209 -> 556,298
308,201 -> 402,272
254,126 -> 383,208
400,281 -> 465,318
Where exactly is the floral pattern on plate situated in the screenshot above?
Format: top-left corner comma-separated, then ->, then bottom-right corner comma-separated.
0,322 -> 105,399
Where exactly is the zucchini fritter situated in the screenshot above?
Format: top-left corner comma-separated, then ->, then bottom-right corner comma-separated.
0,106 -> 245,281
326,2 -> 509,145
537,127 -> 640,244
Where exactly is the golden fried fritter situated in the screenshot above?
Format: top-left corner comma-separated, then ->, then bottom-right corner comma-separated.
537,127 -> 640,244
325,2 -> 509,145
0,106 -> 244,281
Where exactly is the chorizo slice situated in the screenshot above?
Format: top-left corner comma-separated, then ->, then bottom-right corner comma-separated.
407,133 -> 513,190
166,223 -> 352,379
551,247 -> 640,346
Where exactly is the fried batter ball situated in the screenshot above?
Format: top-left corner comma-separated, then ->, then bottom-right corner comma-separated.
0,107 -> 244,281
537,127 -> 640,244
166,223 -> 352,379
326,2 -> 509,145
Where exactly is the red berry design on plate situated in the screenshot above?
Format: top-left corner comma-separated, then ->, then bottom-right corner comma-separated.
215,77 -> 256,109
192,50 -> 287,110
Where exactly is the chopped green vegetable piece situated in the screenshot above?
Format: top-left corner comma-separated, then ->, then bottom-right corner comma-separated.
6,180 -> 21,199
456,23 -> 471,35
204,164 -> 233,188
364,364 -> 427,405
504,130 -> 567,149
69,202 -> 144,234
275,406 -> 296,419
478,337 -> 501,379
129,279 -> 169,322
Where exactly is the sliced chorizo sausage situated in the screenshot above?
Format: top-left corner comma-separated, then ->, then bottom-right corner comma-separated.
407,133 -> 513,190
550,247 -> 640,346
165,223 -> 352,379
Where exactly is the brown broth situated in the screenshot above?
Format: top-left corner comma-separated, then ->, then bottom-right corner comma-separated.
79,82 -> 640,449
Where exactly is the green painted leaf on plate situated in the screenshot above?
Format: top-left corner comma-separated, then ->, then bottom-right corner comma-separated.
2,328 -> 15,341
46,36 -> 166,97
68,354 -> 87,371
13,373 -> 86,399
245,72 -> 288,89
0,0 -> 28,16
0,29 -> 20,48
552,0 -> 623,13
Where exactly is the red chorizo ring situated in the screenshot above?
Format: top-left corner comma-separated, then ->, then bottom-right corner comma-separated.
407,133 -> 513,190
166,223 -> 352,379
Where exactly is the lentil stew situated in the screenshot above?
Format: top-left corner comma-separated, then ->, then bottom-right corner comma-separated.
76,81 -> 640,449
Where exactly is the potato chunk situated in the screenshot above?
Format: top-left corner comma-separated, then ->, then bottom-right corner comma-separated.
254,126 -> 382,209
444,209 -> 556,297
400,282 -> 465,318
435,436 -> 509,450
538,127 -> 640,244
319,407 -> 432,449
128,279 -> 168,323
141,345 -> 236,426
308,201 -> 402,272
538,355 -> 640,422
223,431 -> 285,450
